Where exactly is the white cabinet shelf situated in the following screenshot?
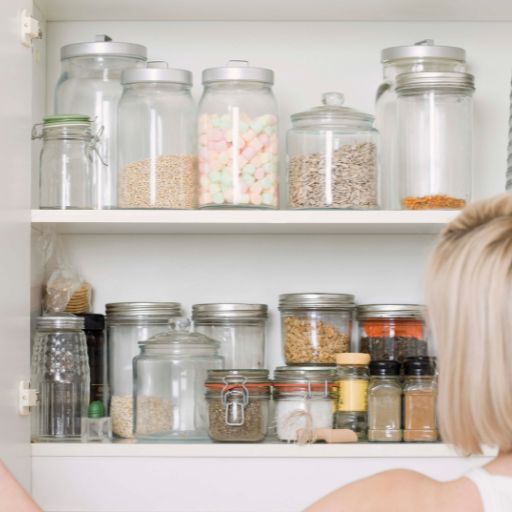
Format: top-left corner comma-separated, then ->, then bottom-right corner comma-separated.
31,209 -> 456,235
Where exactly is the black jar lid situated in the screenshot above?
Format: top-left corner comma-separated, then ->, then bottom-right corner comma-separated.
370,360 -> 400,376
77,313 -> 105,331
404,356 -> 435,376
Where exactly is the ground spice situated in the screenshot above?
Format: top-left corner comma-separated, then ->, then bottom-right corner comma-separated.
404,389 -> 438,442
402,194 -> 466,210
360,336 -> 428,362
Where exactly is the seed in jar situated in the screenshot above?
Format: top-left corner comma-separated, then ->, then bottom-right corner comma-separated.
135,395 -> 173,436
110,394 -> 135,439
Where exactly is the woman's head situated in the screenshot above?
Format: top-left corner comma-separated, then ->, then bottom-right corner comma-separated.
428,193 -> 512,454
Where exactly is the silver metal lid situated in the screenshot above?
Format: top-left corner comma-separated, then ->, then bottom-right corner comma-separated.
106,302 -> 182,317
206,369 -> 270,384
122,61 -> 192,86
381,39 -> 466,63
192,303 -> 268,322
273,366 -> 338,383
396,71 -> 475,92
202,60 -> 274,84
279,293 -> 355,310
37,315 -> 85,330
61,34 -> 147,61
357,304 -> 426,320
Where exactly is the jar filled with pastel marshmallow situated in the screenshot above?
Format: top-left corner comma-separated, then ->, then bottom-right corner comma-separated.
198,60 -> 279,208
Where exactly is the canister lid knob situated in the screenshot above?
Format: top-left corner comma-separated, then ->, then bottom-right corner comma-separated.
322,92 -> 344,107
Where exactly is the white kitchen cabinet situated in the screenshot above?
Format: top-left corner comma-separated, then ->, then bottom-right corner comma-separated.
0,0 -> 509,510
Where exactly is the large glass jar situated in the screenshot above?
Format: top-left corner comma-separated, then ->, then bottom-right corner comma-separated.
397,71 -> 475,210
287,92 -> 379,209
358,304 -> 428,362
192,303 -> 268,369
273,367 -> 337,442
55,35 -> 147,209
376,40 -> 466,209
133,320 -> 223,441
118,62 -> 197,209
279,293 -> 355,365
31,315 -> 89,441
198,60 -> 279,209
205,370 -> 270,442
106,302 -> 181,438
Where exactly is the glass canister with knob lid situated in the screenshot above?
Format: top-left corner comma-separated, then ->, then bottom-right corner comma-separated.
198,60 -> 279,209
287,92 -> 379,209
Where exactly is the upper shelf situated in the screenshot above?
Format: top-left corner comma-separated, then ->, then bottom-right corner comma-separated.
31,209 -> 457,235
35,0 -> 512,22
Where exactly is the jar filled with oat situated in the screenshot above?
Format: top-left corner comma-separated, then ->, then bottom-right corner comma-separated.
118,62 -> 197,209
279,293 -> 355,365
286,92 -> 379,209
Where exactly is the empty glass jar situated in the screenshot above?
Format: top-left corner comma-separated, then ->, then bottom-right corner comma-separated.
287,92 -> 379,209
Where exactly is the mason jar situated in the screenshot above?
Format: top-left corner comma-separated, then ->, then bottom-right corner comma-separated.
31,315 -> 89,441
133,319 -> 223,441
279,293 -> 355,365
55,35 -> 147,209
118,62 -> 197,209
205,370 -> 270,442
376,40 -> 466,209
273,366 -> 337,442
106,302 -> 182,438
192,303 -> 268,369
397,71 -> 475,210
287,92 -> 379,209
198,60 -> 279,208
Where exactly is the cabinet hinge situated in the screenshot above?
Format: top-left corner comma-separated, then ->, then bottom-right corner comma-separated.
18,380 -> 37,416
20,9 -> 42,48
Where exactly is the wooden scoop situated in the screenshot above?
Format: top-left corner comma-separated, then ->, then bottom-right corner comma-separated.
296,428 -> 358,444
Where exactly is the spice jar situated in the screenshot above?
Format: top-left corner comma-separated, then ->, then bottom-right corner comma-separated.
273,367 -> 337,442
55,35 -> 147,209
376,40 -> 466,209
133,319 -> 223,440
287,92 -> 379,209
358,304 -> 428,362
106,302 -> 182,438
192,303 -> 268,369
198,60 -> 279,209
333,353 -> 370,440
368,361 -> 402,442
31,315 -> 89,441
118,62 -> 196,209
403,357 -> 438,442
397,71 -> 474,210
279,293 -> 355,365
205,370 -> 271,442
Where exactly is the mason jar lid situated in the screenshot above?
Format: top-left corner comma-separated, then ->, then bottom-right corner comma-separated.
279,293 -> 355,310
202,60 -> 274,84
291,92 -> 374,125
192,303 -> 268,322
122,61 -> 192,85
381,39 -> 466,63
273,366 -> 338,384
396,71 -> 475,93
61,34 -> 147,60
37,315 -> 85,330
357,304 -> 426,320
106,302 -> 181,324
43,115 -> 91,126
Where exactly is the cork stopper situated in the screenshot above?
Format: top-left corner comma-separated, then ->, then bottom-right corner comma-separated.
335,353 -> 371,366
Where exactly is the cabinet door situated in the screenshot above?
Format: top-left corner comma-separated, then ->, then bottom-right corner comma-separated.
0,0 -> 33,490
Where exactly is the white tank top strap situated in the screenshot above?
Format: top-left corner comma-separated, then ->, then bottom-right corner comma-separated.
465,467 -> 512,512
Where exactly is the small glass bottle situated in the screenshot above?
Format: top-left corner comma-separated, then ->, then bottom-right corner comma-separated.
81,401 -> 112,443
403,357 -> 438,442
368,360 -> 402,442
333,353 -> 370,440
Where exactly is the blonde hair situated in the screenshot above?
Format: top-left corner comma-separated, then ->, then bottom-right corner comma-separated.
428,193 -> 512,454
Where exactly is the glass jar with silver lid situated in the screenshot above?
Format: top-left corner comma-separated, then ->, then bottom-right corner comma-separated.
279,293 -> 355,366
106,302 -> 181,438
198,60 -> 279,209
192,303 -> 268,369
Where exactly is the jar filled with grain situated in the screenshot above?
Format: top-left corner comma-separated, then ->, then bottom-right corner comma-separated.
286,92 -> 379,209
118,62 -> 197,209
279,293 -> 355,365
205,370 -> 271,442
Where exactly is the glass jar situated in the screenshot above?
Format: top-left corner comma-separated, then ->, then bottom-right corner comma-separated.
358,304 -> 428,362
403,357 -> 438,442
397,71 -> 475,210
287,92 -> 379,209
118,62 -> 196,209
33,115 -> 102,209
198,60 -> 279,209
273,367 -> 337,442
106,302 -> 181,438
133,319 -> 223,441
368,361 -> 402,442
333,353 -> 370,440
31,315 -> 89,441
279,293 -> 355,365
55,35 -> 147,209
376,40 -> 466,209
205,370 -> 270,442
192,303 -> 268,369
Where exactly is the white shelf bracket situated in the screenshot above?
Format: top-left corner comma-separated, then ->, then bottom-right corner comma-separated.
18,380 -> 37,416
20,9 -> 42,48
